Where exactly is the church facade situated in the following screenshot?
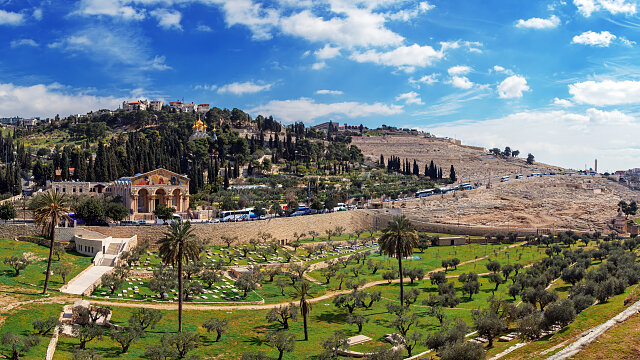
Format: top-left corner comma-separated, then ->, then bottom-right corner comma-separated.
110,168 -> 190,220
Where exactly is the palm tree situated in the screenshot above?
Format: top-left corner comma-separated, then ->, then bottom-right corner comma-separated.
157,220 -> 202,332
378,215 -> 418,305
291,280 -> 313,341
33,189 -> 70,295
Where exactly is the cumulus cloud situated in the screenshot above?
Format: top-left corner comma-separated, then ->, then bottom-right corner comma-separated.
314,44 -> 341,60
553,97 -> 573,107
411,74 -> 439,85
32,8 -> 43,21
10,39 -> 38,48
386,1 -> 434,21
350,43 -> 445,72
0,9 -> 25,25
573,0 -> 636,17
428,108 -> 640,171
497,75 -> 530,98
217,81 -> 272,95
448,65 -> 472,76
569,79 -> 640,105
249,97 -> 403,123
280,8 -> 403,48
316,89 -> 343,95
0,82 -> 125,118
449,76 -> 474,89
196,24 -> 213,32
150,9 -> 182,30
572,30 -> 616,46
515,15 -> 560,29
311,61 -> 326,70
72,0 -> 145,20
396,91 -> 424,105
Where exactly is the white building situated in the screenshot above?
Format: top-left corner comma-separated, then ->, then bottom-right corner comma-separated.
149,100 -> 163,111
123,101 -> 148,112
197,104 -> 210,113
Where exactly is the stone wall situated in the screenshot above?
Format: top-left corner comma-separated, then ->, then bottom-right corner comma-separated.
0,224 -> 39,239
80,210 -> 381,247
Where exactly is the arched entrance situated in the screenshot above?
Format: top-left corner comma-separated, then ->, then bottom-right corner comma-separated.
155,189 -> 168,209
172,189 -> 182,212
137,189 -> 150,213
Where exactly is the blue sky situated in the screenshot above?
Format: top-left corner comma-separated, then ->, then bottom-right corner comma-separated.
1,0 -> 639,171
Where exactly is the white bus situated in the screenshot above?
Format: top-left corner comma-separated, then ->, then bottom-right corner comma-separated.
220,208 -> 256,222
416,188 -> 435,197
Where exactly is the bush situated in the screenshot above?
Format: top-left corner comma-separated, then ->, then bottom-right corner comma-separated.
571,294 -> 594,313
439,341 -> 486,360
543,299 -> 576,329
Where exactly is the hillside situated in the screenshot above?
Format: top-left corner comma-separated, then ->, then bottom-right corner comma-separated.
352,134 -> 565,181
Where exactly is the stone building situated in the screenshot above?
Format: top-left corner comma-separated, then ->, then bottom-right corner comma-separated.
109,168 -> 190,220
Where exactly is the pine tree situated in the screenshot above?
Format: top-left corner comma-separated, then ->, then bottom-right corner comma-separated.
449,165 -> 457,182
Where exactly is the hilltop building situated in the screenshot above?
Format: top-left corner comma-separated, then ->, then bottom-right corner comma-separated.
197,104 -> 209,113
149,100 -> 163,111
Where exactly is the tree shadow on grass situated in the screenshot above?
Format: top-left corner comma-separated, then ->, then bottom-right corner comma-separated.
91,344 -> 122,358
315,311 -> 347,324
244,335 -> 266,346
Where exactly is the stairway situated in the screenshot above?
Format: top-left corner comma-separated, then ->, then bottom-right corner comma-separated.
105,242 -> 121,255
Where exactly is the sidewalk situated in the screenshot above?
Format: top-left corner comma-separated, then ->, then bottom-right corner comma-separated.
62,266 -> 112,295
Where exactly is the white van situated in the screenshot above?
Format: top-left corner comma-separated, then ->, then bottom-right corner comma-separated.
155,214 -> 182,225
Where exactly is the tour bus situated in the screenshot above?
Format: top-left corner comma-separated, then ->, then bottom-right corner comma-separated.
416,188 -> 435,197
515,174 -> 524,179
501,176 -> 510,182
155,214 -> 182,225
530,173 -> 542,177
459,183 -> 473,191
220,208 -> 256,222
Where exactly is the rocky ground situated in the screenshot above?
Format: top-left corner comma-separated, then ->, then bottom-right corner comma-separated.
353,134 -> 565,181
397,175 -> 640,233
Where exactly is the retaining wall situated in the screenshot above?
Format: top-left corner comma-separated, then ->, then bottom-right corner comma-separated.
80,210 -> 380,247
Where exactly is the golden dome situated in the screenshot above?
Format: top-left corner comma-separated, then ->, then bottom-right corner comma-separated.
192,118 -> 206,131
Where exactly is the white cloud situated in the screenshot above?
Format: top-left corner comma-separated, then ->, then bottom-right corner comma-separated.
553,97 -> 573,107
573,0 -> 636,17
0,82 -> 125,118
572,30 -> 616,46
515,15 -> 560,29
493,65 -> 505,72
48,27 -> 170,74
249,97 -> 403,123
217,81 -> 272,95
386,1 -> 434,21
428,108 -> 640,171
498,75 -> 530,98
449,76 -> 474,89
195,84 -> 217,91
196,24 -> 213,32
492,65 -> 515,75
150,9 -> 182,30
10,39 -> 38,48
569,79 -> 640,105
280,9 -> 404,48
211,0 -> 280,40
314,44 -> 341,60
448,65 -> 472,76
350,43 -> 445,72
411,73 -> 439,85
311,61 -> 326,70
316,89 -> 343,95
396,91 -> 424,105
72,0 -> 145,20
32,8 -> 43,21
0,9 -> 25,25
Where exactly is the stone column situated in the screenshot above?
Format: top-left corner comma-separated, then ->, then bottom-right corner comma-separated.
149,195 -> 156,214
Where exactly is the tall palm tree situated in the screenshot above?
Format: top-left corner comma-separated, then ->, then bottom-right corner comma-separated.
33,189 -> 70,295
157,220 -> 202,332
291,280 -> 313,341
378,215 -> 418,305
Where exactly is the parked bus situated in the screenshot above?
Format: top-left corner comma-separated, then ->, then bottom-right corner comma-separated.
220,208 -> 256,221
459,183 -> 473,191
416,188 -> 435,197
500,176 -> 510,182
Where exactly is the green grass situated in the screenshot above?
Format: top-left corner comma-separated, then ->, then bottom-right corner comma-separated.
0,239 -> 92,289
0,303 -> 63,360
